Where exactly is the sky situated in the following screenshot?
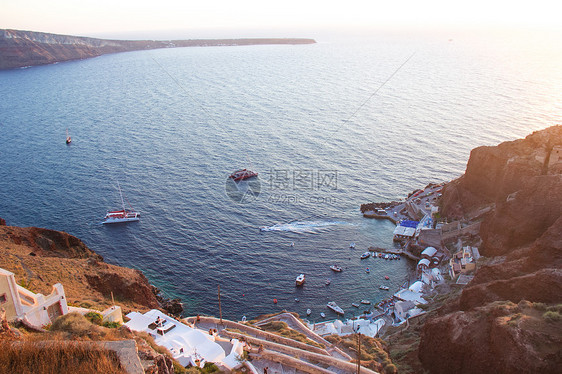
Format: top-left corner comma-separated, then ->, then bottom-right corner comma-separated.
1,0 -> 560,39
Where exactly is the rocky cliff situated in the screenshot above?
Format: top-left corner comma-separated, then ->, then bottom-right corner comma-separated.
441,125 -> 562,256
0,29 -> 316,70
0,222 -> 164,313
418,126 -> 562,373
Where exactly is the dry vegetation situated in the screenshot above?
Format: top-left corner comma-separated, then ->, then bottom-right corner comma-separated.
0,340 -> 127,374
1,312 -> 167,373
257,320 -> 325,349
326,333 -> 396,374
0,313 -> 131,374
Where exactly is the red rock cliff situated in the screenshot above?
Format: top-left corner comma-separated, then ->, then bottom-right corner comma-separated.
419,126 -> 562,374
0,223 -> 160,311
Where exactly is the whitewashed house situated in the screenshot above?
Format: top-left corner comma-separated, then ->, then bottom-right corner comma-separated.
0,267 -> 68,327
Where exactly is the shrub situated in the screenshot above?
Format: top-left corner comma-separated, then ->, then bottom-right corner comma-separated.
543,311 -> 562,322
546,304 -> 562,313
103,321 -> 121,329
201,362 -> 220,373
50,313 -> 93,335
85,312 -> 103,325
384,363 -> 398,374
173,361 -> 188,373
533,302 -> 547,311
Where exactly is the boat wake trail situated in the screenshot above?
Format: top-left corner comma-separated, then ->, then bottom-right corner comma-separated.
259,220 -> 350,234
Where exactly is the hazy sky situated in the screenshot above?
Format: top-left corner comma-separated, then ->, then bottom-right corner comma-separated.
1,0 -> 560,38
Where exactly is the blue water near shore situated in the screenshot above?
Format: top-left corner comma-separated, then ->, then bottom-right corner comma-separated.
1,30 -> 560,320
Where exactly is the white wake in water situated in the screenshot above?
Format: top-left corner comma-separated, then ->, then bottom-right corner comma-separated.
259,220 -> 350,233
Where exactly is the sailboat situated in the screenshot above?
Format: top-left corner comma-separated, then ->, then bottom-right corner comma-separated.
102,183 -> 140,224
66,129 -> 72,144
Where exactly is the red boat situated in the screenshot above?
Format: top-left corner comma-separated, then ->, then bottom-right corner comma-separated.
229,169 -> 258,181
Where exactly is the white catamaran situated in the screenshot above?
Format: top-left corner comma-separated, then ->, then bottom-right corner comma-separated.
103,183 -> 140,224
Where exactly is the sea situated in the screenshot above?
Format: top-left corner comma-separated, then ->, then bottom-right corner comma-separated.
1,28 -> 561,321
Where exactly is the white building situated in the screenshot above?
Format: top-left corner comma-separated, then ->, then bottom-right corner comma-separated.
394,281 -> 427,305
125,309 -> 244,370
393,226 -> 416,241
0,267 -> 68,328
394,300 -> 415,321
417,258 -> 431,271
310,317 -> 385,338
421,247 -> 438,258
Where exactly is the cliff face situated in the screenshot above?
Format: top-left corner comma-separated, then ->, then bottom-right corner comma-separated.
0,223 -> 160,311
441,125 -> 562,256
0,29 -> 315,70
419,126 -> 562,373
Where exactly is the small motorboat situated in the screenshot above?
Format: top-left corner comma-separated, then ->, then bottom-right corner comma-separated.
360,252 -> 370,259
306,308 -> 312,316
352,303 -> 360,308
65,129 -> 71,144
385,275 -> 390,280
229,169 -> 258,182
350,242 -> 356,249
295,274 -> 305,286
379,285 -> 390,290
360,299 -> 371,304
325,279 -> 331,286
327,301 -> 344,315
384,254 -> 389,260
320,312 -> 326,318
365,268 -> 370,273
295,298 -> 300,302
330,265 -> 342,272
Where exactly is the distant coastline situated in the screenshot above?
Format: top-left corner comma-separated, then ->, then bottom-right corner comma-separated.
0,29 -> 316,70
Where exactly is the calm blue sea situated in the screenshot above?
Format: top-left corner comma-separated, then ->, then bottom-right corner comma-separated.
1,30 -> 560,320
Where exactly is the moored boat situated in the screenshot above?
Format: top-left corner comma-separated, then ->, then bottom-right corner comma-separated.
306,308 -> 312,316
360,299 -> 371,304
352,303 -> 360,308
330,265 -> 342,272
320,312 -> 326,318
295,273 -> 305,286
103,183 -> 140,224
325,279 -> 331,286
327,301 -> 344,315
379,285 -> 390,290
360,252 -> 370,259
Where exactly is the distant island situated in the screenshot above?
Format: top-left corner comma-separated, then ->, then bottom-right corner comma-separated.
0,29 -> 316,70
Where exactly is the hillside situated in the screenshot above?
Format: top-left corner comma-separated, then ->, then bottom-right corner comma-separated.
0,220 -> 175,314
416,126 -> 562,373
0,29 -> 316,70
